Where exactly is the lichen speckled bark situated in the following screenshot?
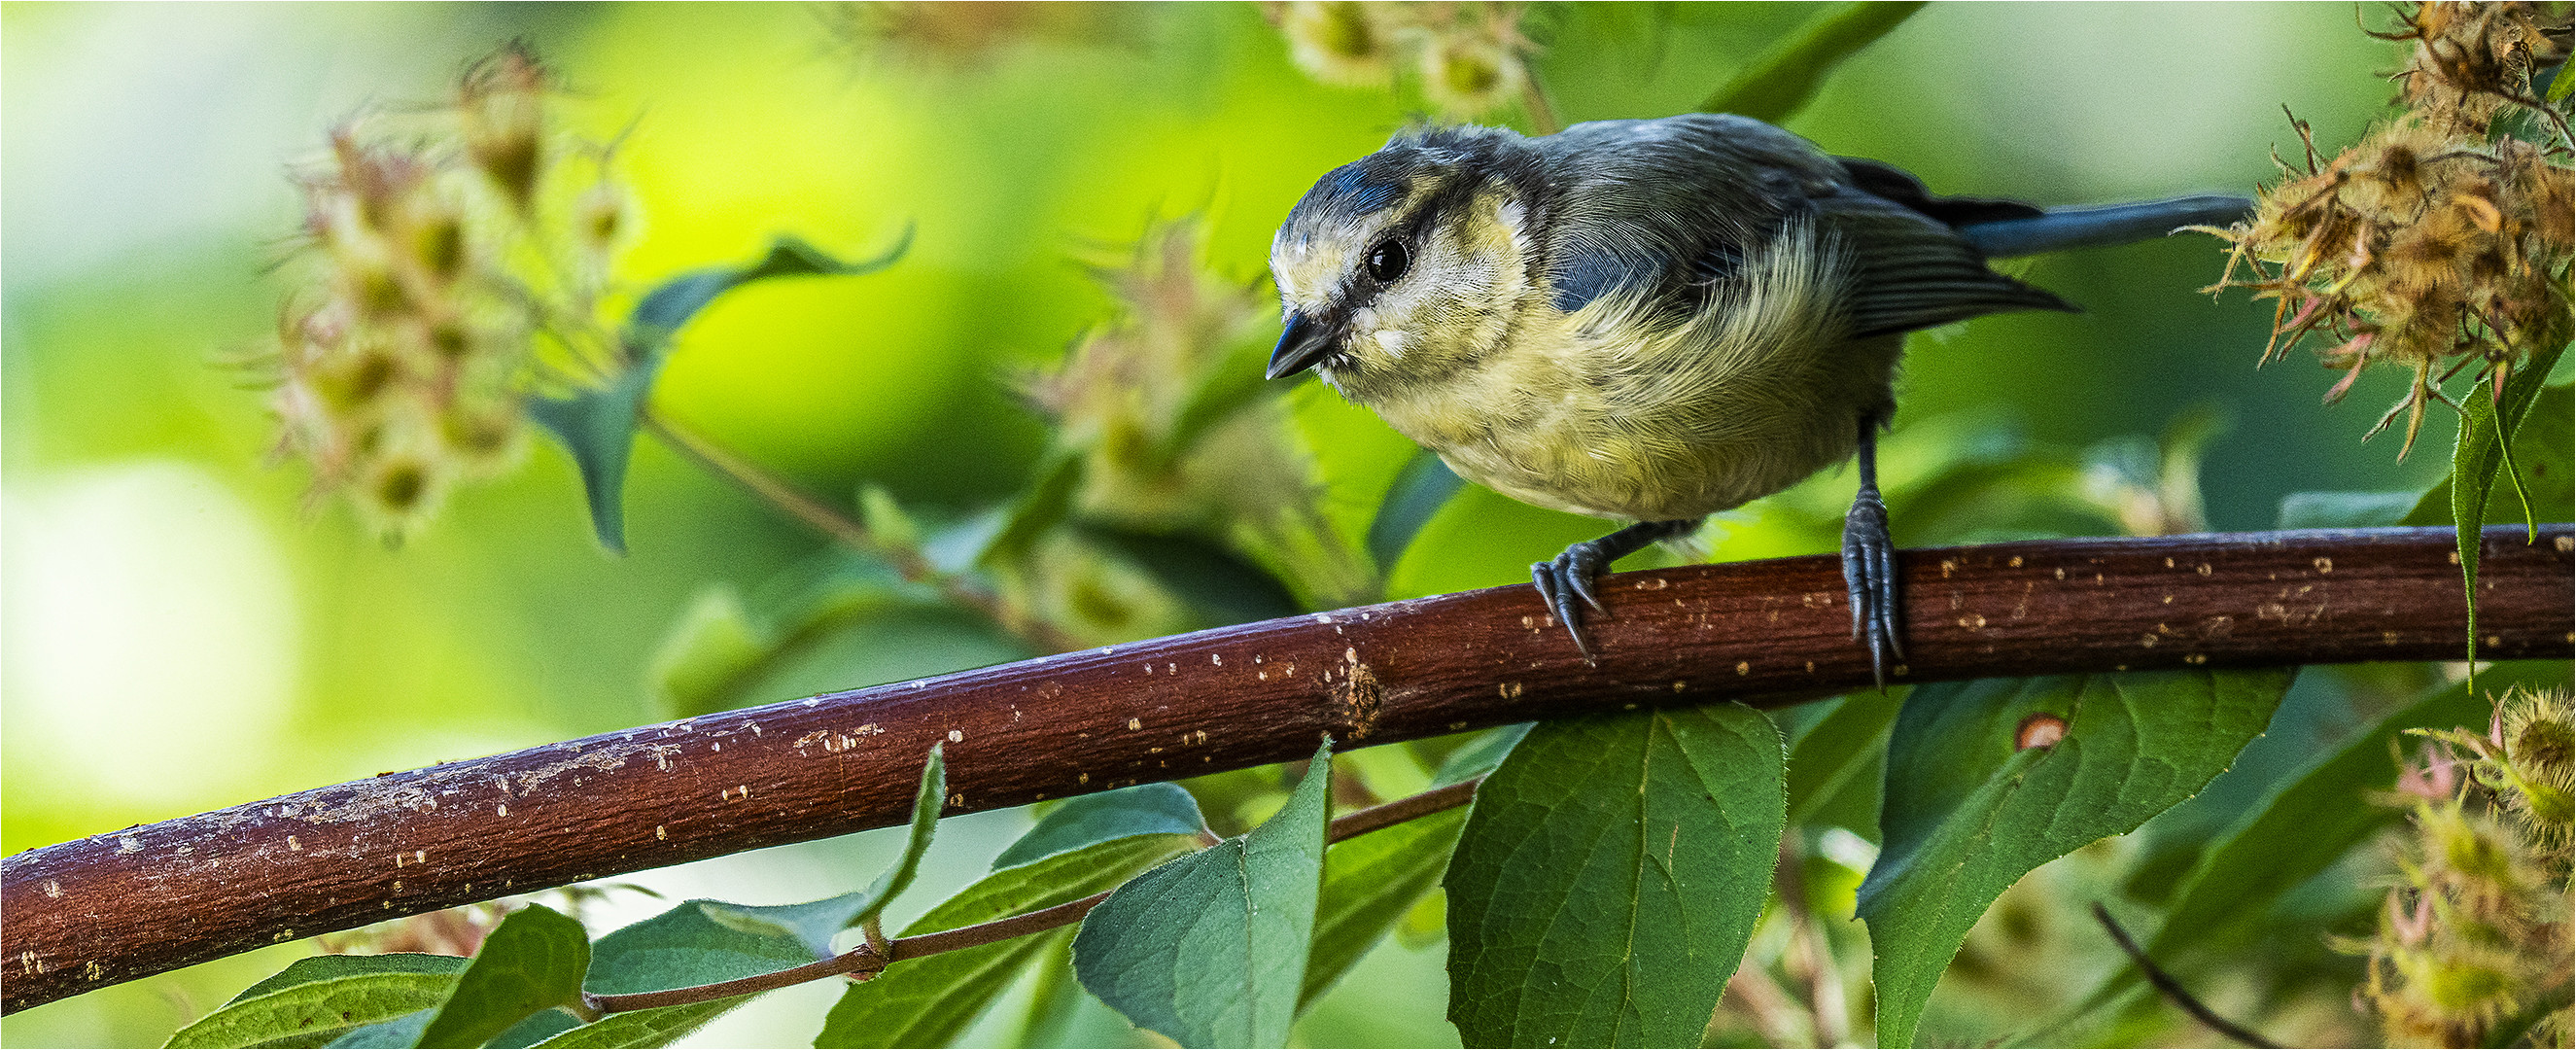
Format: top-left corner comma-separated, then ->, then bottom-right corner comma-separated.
5,525 -> 2570,1013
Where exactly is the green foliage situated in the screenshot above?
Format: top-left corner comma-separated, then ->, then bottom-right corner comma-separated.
1366,451 -> 1467,575
1304,807 -> 1469,1008
415,904 -> 592,1049
1859,670 -> 2292,1047
988,782 -> 1208,871
527,999 -> 748,1049
530,232 -> 912,553
1070,740 -> 1335,1048
816,834 -> 1203,1048
1445,706 -> 1786,1048
166,955 -> 469,1049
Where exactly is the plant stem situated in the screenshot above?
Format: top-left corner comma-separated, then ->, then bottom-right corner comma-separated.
2089,903 -> 2280,1049
640,407 -> 1082,654
580,777 -> 1487,1014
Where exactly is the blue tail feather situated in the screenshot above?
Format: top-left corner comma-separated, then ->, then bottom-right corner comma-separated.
1960,194 -> 2253,258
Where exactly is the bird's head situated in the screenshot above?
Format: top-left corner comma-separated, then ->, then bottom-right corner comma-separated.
1268,127 -> 1542,399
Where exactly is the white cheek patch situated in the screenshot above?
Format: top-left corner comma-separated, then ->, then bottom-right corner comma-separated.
1372,329 -> 1410,359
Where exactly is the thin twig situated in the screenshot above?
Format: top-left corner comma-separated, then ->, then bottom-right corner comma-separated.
583,776 -> 1489,1014
640,407 -> 1082,654
1519,76 -> 1563,135
2089,902 -> 2280,1049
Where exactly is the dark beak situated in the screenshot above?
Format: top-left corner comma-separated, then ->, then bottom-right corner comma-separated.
1266,311 -> 1338,380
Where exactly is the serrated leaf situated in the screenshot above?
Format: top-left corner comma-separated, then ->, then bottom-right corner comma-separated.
1075,523 -> 1304,625
1367,450 -> 1466,575
2275,491 -> 2421,529
169,957 -> 469,1049
1072,740 -> 1335,1048
815,833 -> 1203,1048
532,230 -> 912,553
1699,1 -> 1929,122
2055,660 -> 2573,1032
991,782 -> 1207,871
1445,705 -> 1787,1048
1303,805 -> 1468,1008
417,903 -> 591,1048
321,1009 -> 430,1048
585,904 -> 816,998
528,998 -> 753,1049
1858,670 -> 2291,1047
2147,662 -> 2569,962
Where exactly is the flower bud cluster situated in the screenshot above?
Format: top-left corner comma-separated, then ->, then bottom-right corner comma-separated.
2350,685 -> 2573,1046
1018,221 -> 1370,637
259,44 -> 637,542
2206,2 -> 2571,458
1270,2 -> 1539,119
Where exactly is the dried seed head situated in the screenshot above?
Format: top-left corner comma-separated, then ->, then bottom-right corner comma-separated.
1279,1 -> 1399,88
459,43 -> 549,210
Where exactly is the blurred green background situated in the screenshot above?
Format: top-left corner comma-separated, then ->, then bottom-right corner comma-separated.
1,3 -> 2449,1045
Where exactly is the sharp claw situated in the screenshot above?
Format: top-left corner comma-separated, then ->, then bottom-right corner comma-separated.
1532,561 -> 1596,657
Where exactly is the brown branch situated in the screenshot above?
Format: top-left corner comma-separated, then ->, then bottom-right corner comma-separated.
5,526 -> 2569,1013
2090,903 -> 2280,1049
581,778 -> 1487,1014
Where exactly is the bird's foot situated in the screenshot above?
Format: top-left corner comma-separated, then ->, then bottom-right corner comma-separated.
1842,488 -> 1904,689
1532,542 -> 1613,657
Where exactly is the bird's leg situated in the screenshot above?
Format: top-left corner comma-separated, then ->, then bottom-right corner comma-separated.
1533,518 -> 1701,656
1843,414 -> 1904,689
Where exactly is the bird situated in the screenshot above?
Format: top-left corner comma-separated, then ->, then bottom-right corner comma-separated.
1264,113 -> 2250,683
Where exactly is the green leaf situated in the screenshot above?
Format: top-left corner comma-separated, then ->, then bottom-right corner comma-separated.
1001,938 -> 1090,1049
485,1009 -> 582,1048
2148,660 -> 2571,959
528,998 -> 753,1049
417,904 -> 592,1048
694,894 -> 869,963
1303,805 -> 1469,1008
1367,450 -> 1466,575
2275,490 -> 2421,529
585,903 -> 817,998
2409,357 -> 2569,670
1784,694 -> 1900,830
1445,705 -> 1787,1048
1075,523 -> 1305,625
322,1010 -> 431,1048
859,745 -> 947,922
1858,669 -> 2291,1048
978,449 -> 1085,570
815,833 -> 1203,1048
990,782 -> 1207,871
531,230 -> 912,553
222,955 -> 473,1009
1698,2 -> 1929,122
171,956 -> 468,1049
1430,723 -> 1530,788
1072,740 -> 1336,1048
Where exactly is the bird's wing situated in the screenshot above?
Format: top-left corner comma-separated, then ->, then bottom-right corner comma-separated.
1812,192 -> 2075,338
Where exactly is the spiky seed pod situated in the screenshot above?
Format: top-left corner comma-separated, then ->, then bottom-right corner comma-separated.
1279,1 -> 1400,88
2206,1 -> 2570,458
1418,29 -> 1522,118
458,44 -> 549,210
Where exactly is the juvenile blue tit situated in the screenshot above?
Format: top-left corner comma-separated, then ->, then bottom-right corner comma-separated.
1266,114 -> 2250,682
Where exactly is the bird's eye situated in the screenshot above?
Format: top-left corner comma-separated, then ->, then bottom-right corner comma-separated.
1365,240 -> 1410,284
